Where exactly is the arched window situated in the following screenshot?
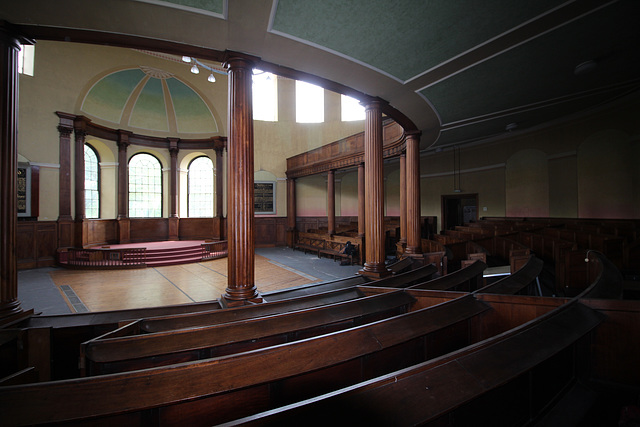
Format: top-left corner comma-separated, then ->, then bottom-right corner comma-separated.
188,156 -> 214,217
129,153 -> 162,218
84,144 -> 100,218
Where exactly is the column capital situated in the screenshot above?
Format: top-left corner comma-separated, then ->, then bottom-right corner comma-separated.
168,138 -> 180,155
117,130 -> 132,149
222,50 -> 260,71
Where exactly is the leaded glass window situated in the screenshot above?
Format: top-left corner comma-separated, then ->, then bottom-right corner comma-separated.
129,153 -> 162,218
188,156 -> 214,217
84,144 -> 100,218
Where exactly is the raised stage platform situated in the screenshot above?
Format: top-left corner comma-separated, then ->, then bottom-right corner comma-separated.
87,240 -> 215,267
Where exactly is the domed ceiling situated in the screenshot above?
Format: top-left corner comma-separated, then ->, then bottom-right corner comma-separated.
80,66 -> 218,135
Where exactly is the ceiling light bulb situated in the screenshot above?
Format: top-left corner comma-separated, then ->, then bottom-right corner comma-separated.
191,64 -> 199,74
208,73 -> 216,83
182,56 -> 191,63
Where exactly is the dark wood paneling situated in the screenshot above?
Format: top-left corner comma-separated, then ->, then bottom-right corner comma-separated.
129,218 -> 169,242
86,220 -> 118,246
16,223 -> 36,269
179,217 -> 224,240
255,217 -> 287,247
17,221 -> 58,269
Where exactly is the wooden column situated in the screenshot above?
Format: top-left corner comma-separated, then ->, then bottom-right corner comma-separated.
116,130 -> 131,243
399,153 -> 407,245
357,163 -> 365,238
286,177 -> 296,247
223,53 -> 261,305
168,138 -> 179,240
56,113 -> 74,248
73,117 -> 88,248
0,25 -> 29,323
360,99 -> 390,278
327,169 -> 336,235
405,131 -> 423,255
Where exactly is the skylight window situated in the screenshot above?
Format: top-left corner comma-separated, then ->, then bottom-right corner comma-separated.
18,44 -> 34,76
253,70 -> 277,122
296,80 -> 324,123
341,94 -> 365,121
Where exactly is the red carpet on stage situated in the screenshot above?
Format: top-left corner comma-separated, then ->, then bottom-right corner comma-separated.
90,241 -> 208,267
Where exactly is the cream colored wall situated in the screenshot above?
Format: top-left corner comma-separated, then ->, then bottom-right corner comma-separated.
17,41 -> 640,227
418,98 -> 640,230
505,149 -> 549,217
577,129 -> 636,218
339,170 -> 358,216
19,41 -> 366,221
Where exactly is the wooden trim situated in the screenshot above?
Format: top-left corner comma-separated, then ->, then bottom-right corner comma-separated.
286,119 -> 405,179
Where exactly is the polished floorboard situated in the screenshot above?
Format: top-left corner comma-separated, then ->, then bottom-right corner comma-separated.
18,247 -> 362,315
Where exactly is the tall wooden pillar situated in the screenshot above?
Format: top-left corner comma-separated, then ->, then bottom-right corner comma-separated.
327,169 -> 336,235
168,139 -> 179,241
399,153 -> 407,245
56,112 -> 74,248
405,131 -> 423,255
73,117 -> 88,248
286,177 -> 296,247
357,162 -> 366,264
0,25 -> 30,323
116,130 -> 131,243
223,53 -> 261,305
360,99 -> 390,278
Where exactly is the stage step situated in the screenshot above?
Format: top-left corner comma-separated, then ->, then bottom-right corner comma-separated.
144,245 -> 204,267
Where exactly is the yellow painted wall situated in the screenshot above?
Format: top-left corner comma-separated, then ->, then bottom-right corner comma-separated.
19,41 -> 365,221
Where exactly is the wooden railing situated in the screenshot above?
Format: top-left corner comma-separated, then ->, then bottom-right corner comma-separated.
201,240 -> 228,260
58,247 -> 147,268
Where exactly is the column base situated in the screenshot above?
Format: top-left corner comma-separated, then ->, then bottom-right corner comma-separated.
358,262 -> 391,279
0,301 -> 32,327
220,292 -> 264,308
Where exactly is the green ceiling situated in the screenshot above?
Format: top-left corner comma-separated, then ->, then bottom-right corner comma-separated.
271,0 -> 565,82
152,0 -> 224,15
81,68 -> 218,134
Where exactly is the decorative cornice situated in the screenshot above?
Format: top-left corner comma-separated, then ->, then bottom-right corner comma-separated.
57,112 -> 227,151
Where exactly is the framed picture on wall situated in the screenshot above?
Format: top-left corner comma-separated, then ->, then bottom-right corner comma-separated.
254,181 -> 275,214
17,163 -> 31,217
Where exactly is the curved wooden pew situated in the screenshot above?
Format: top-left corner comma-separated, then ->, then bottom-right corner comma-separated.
262,275 -> 366,302
216,252 -> 622,427
0,295 -> 491,425
362,263 -> 438,288
476,255 -> 543,295
137,286 -> 365,334
408,260 -> 487,292
80,291 -> 417,375
222,300 -> 603,427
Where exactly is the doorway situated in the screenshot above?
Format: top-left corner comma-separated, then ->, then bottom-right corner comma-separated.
441,194 -> 478,231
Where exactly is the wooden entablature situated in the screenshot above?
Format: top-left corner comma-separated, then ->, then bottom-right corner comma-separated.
56,112 -> 227,151
286,119 -> 405,179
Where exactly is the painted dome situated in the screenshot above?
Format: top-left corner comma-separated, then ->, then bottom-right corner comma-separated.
81,66 -> 218,134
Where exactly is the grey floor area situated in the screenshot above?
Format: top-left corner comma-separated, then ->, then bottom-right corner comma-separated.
17,246 -> 363,316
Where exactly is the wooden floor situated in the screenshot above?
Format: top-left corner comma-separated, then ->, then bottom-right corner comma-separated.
50,255 -> 320,313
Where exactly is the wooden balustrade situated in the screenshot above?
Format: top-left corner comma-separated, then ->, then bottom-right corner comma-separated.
58,247 -> 147,268
201,240 -> 228,260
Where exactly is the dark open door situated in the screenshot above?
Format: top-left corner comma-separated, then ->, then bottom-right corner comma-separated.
441,194 -> 478,231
